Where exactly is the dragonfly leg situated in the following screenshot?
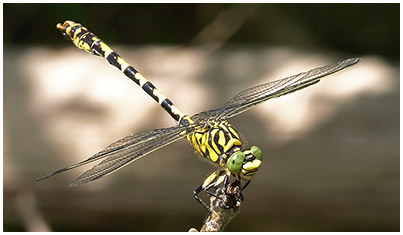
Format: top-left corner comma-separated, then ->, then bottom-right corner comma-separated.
205,174 -> 243,210
193,183 -> 214,224
204,174 -> 230,208
193,169 -> 231,213
236,180 -> 251,202
193,170 -> 225,210
241,180 -> 251,191
193,183 -> 211,213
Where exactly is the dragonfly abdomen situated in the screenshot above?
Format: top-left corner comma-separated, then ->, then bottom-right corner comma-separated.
57,20 -> 191,125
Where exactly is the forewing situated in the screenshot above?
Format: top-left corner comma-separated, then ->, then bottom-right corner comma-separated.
215,58 -> 360,120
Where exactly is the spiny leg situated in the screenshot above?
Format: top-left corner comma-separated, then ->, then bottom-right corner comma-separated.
193,169 -> 246,213
236,180 -> 251,202
193,169 -> 227,213
194,170 -> 222,212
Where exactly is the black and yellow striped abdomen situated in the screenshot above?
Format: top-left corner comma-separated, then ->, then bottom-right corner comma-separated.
187,121 -> 243,167
57,21 -> 192,126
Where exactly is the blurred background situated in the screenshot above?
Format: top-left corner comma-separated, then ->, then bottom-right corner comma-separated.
3,3 -> 399,232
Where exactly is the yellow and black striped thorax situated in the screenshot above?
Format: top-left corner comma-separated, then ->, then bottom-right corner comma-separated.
57,21 -> 191,126
187,120 -> 243,166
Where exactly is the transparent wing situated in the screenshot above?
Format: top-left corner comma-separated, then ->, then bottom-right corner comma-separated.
37,124 -> 195,186
206,58 -> 361,120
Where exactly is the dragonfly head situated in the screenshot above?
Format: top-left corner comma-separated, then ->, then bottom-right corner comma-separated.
226,146 -> 262,181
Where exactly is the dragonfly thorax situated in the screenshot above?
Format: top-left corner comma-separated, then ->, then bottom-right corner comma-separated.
187,119 -> 263,182
187,120 -> 243,165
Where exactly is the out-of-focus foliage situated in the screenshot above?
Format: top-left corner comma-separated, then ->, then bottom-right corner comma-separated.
3,3 -> 399,59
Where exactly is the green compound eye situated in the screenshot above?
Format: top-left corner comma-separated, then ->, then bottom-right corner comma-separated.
251,146 -> 262,161
227,151 -> 245,175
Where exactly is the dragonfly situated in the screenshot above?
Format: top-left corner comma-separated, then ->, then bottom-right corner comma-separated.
37,20 -> 361,212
